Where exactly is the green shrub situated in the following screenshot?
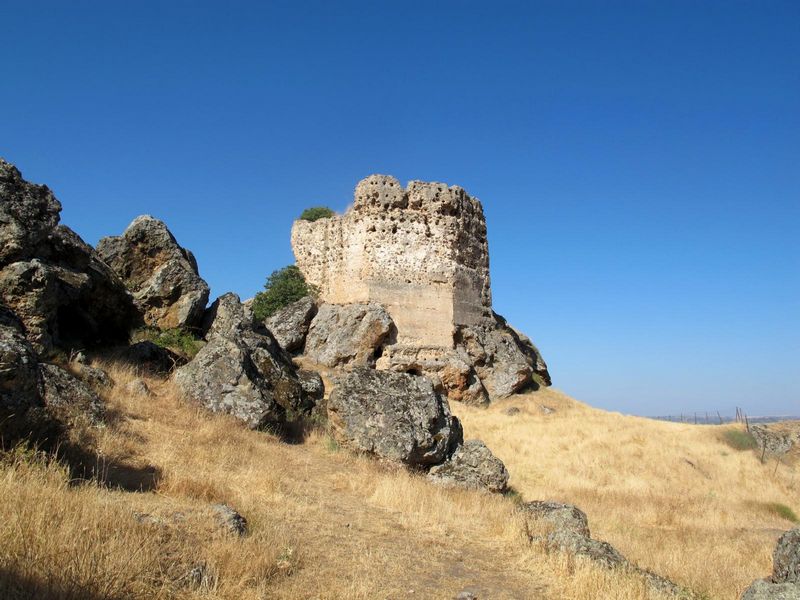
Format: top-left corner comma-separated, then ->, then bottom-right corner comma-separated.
251,265 -> 318,321
134,327 -> 202,359
299,206 -> 334,222
762,502 -> 799,523
721,429 -> 758,451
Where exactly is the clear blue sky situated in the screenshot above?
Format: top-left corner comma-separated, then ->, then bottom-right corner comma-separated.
2,1 -> 798,416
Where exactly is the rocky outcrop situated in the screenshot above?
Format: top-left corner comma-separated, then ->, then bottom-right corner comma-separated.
97,215 -> 209,330
742,528 -> 800,598
304,303 -> 394,368
0,158 -> 61,265
265,296 -> 317,353
327,368 -> 462,466
428,439 -> 509,493
0,160 -> 138,354
174,293 -> 314,428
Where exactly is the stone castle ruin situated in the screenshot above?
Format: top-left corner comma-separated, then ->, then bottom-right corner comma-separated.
292,175 -> 550,404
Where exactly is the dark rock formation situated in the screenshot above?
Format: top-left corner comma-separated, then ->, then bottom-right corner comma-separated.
741,527 -> 800,598
0,304 -> 42,412
39,363 -> 105,426
305,303 -> 394,368
97,215 -> 209,330
0,158 -> 61,266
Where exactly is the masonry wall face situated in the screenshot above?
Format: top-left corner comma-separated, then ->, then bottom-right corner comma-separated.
291,175 -> 492,348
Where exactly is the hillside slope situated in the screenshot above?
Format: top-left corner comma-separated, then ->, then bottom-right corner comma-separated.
1,364 -> 687,600
453,389 -> 799,600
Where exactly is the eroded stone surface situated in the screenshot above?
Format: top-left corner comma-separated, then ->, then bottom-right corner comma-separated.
97,215 -> 209,330
428,439 -> 509,493
265,296 -> 317,353
304,303 -> 394,368
327,368 -> 462,466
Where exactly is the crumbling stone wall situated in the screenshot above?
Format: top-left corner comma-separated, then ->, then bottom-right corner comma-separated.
291,175 -> 492,348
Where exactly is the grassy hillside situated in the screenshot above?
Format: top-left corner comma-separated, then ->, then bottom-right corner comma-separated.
452,389 -> 799,600
1,364 -> 795,599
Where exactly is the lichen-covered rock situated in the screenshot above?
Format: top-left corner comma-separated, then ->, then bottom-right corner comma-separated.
202,292 -> 249,339
428,439 -> 509,493
327,368 -> 462,466
39,363 -> 105,425
0,226 -> 138,353
97,215 -> 209,330
0,304 -> 43,411
741,580 -> 800,600
751,425 -> 798,457
0,158 -> 61,266
774,528 -> 800,584
125,378 -> 151,397
305,303 -> 394,368
115,340 -> 183,374
174,334 -> 286,429
518,501 -> 591,537
265,296 -> 317,353
297,369 -> 324,402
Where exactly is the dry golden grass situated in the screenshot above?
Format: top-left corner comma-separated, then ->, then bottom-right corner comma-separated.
451,387 -> 799,600
0,363 -> 689,599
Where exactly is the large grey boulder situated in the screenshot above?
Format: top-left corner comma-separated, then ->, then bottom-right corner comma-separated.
265,296 -> 317,353
327,368 -> 462,466
455,313 -> 550,398
175,292 -> 315,426
305,303 -> 394,368
0,158 -> 61,266
428,439 -> 509,493
97,215 -> 209,330
174,334 -> 286,429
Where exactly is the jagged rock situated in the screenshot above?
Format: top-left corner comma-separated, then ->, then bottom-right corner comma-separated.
438,359 -> 490,406
39,363 -> 105,425
0,304 -> 42,411
0,226 -> 138,353
97,215 -> 209,330
211,503 -> 248,537
518,501 -> 591,537
174,334 -> 286,429
455,313 -> 550,398
305,303 -> 394,368
0,158 -> 61,266
265,296 -> 317,353
175,293 -> 311,425
428,439 -> 509,493
202,292 -> 249,339
741,580 -> 800,600
327,368 -> 462,466
774,528 -> 800,584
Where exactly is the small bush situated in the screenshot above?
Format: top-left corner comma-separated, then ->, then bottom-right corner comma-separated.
251,265 -> 318,321
299,206 -> 334,222
762,502 -> 799,523
721,429 -> 758,451
134,327 -> 202,359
